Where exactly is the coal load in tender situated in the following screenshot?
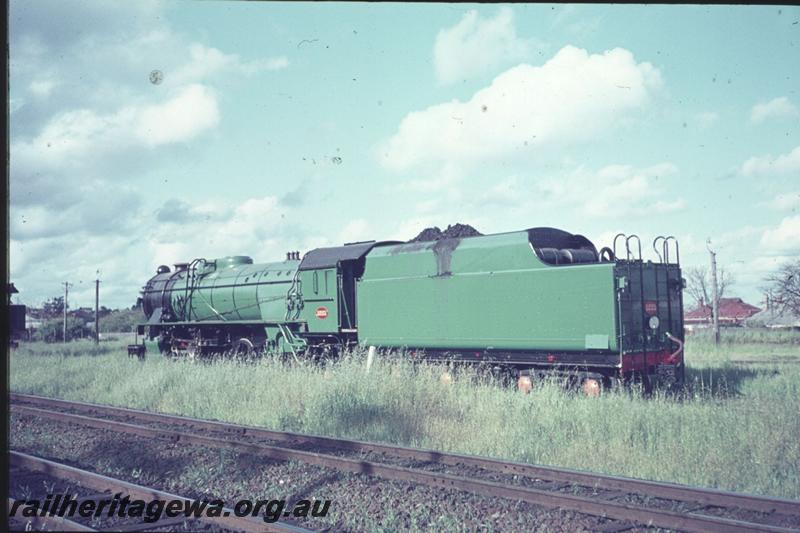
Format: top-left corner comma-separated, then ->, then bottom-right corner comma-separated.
409,223 -> 483,243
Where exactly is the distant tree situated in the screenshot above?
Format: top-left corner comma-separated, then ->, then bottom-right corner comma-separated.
42,296 -> 65,319
32,317 -> 87,342
100,308 -> 144,333
765,260 -> 800,315
685,265 -> 735,307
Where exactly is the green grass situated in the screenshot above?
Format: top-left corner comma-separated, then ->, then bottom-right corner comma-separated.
10,332 -> 800,500
690,327 -> 800,345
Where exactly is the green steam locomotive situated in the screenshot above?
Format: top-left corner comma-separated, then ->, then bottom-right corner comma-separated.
132,226 -> 685,390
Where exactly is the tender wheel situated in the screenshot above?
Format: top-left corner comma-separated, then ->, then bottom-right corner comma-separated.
581,378 -> 602,397
235,338 -> 255,356
517,373 -> 533,394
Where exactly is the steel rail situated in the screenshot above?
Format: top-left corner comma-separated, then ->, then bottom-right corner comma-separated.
11,392 -> 800,516
11,403 -> 799,533
9,451 -> 311,533
7,497 -> 96,531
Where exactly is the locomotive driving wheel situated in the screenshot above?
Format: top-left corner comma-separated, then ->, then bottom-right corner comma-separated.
169,339 -> 182,359
185,340 -> 201,361
170,338 -> 201,360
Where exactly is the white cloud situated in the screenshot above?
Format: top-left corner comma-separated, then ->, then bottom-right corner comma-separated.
382,46 -> 663,172
29,78 -> 57,97
769,191 -> 800,211
8,0 -> 301,309
695,111 -> 718,128
760,215 -> 800,255
12,84 -> 220,189
401,162 -> 463,193
740,145 -> 800,178
246,56 -> 290,73
713,225 -> 764,251
11,183 -> 142,240
338,219 -> 371,244
155,198 -> 233,224
146,196 -> 323,266
750,97 -> 798,123
168,43 -> 288,86
480,175 -> 523,207
537,162 -> 684,218
434,8 -> 533,85
136,84 -> 220,145
17,89 -> 219,176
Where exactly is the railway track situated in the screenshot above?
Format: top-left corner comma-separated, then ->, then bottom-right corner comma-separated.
8,451 -> 310,533
10,392 -> 800,533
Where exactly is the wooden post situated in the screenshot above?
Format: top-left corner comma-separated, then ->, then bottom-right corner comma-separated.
95,279 -> 100,344
62,282 -> 71,343
709,247 -> 720,346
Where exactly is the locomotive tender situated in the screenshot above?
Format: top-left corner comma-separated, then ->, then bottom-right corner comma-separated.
133,227 -> 685,390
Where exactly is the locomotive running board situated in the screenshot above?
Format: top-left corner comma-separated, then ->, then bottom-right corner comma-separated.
137,319 -> 305,328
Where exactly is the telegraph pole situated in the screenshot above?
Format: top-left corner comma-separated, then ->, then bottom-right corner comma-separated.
62,282 -> 72,343
95,277 -> 100,344
707,240 -> 720,346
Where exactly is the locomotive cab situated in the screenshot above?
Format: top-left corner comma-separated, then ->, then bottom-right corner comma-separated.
292,240 -> 401,345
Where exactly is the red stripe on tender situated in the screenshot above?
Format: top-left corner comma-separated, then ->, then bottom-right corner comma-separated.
621,349 -> 682,372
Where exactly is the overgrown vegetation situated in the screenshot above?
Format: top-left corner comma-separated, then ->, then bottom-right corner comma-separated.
10,331 -> 800,499
30,317 -> 92,343
99,308 -> 142,333
689,327 -> 800,346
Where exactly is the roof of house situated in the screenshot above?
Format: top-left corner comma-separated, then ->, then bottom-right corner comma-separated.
685,297 -> 761,321
745,308 -> 800,327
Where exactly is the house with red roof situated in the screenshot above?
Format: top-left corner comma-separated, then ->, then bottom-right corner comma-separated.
685,297 -> 761,328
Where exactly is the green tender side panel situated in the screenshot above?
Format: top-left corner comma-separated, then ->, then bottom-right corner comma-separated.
174,260 -> 298,323
358,231 -> 618,352
298,268 -> 340,333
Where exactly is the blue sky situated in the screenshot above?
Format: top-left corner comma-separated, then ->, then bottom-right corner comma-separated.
9,2 -> 800,309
